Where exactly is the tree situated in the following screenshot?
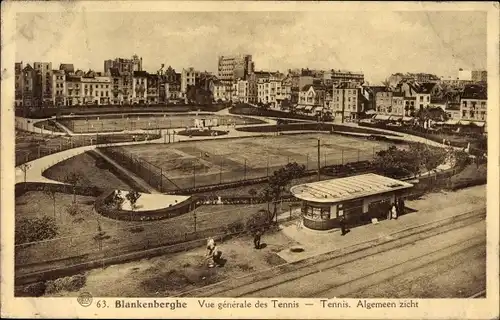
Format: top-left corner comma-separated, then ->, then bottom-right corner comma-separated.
16,216 -> 58,245
64,171 -> 84,203
281,98 -> 291,110
126,190 -> 141,211
43,186 -> 57,218
265,162 -> 306,221
409,143 -> 447,173
105,190 -> 125,210
373,146 -> 421,178
245,209 -> 272,237
248,188 -> 257,204
19,163 -> 31,184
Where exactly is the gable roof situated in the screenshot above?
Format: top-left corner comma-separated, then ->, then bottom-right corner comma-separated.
461,85 -> 487,100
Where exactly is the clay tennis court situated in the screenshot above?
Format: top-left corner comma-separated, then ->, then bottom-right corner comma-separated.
116,133 -> 401,190
59,114 -> 265,133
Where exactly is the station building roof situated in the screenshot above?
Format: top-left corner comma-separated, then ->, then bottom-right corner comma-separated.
290,173 -> 413,203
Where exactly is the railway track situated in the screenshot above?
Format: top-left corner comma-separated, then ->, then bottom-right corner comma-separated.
182,208 -> 485,297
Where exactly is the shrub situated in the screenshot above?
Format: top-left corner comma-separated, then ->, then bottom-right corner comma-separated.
16,281 -> 47,297
16,216 -> 58,245
45,274 -> 87,294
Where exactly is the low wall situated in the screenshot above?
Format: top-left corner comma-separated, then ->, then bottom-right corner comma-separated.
94,191 -> 196,221
16,104 -> 229,119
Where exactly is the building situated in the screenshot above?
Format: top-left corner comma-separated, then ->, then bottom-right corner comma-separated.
330,82 -> 366,121
458,69 -> 472,81
19,63 -> 40,107
132,71 -> 148,104
65,75 -> 82,106
329,69 -> 365,85
257,73 -> 289,107
81,75 -> 111,105
217,54 -> 254,86
298,84 -> 326,114
460,84 -> 487,123
181,67 -> 199,95
33,62 -> 53,106
210,80 -> 230,102
107,67 -> 124,104
104,55 -> 142,74
59,63 -> 75,75
375,88 -> 392,114
52,70 -> 66,107
290,173 -> 413,231
15,62 -> 24,107
471,70 -> 487,83
147,73 -> 160,104
446,102 -> 461,121
391,92 -> 405,116
232,79 -> 251,103
387,73 -> 440,87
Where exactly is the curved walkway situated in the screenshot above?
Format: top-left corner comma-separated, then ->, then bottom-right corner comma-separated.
15,113 -> 457,187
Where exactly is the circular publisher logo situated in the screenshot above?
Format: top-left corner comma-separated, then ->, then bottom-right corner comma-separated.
77,292 -> 93,307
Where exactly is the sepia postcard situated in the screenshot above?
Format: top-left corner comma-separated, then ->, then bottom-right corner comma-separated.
1,1 -> 499,319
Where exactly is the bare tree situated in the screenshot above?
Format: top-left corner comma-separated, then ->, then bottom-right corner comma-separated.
43,186 -> 57,218
19,163 -> 31,184
64,171 -> 83,203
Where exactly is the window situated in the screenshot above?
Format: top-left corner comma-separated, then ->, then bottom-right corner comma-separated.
419,96 -> 423,101
426,96 -> 430,102
462,110 -> 467,117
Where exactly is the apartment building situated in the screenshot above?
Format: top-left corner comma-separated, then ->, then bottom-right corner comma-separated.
33,62 -> 53,106
330,82 -> 365,121
132,71 -> 148,104
460,85 -> 487,122
147,73 -> 160,104
375,88 -> 392,114
181,67 -> 199,95
52,70 -> 66,107
81,75 -> 111,105
217,54 -> 254,86
15,62 -> 24,107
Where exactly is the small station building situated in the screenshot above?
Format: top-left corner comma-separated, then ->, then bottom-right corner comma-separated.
290,173 -> 413,231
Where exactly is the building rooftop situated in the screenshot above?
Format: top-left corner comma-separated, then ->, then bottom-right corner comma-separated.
290,173 -> 413,203
461,84 -> 487,100
133,70 -> 149,77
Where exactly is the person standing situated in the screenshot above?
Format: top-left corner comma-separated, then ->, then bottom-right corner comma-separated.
339,216 -> 347,236
253,229 -> 262,249
391,203 -> 398,220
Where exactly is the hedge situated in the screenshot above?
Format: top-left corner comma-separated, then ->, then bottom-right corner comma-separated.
359,122 -> 485,151
230,103 -> 319,121
235,122 -> 400,136
15,182 -> 103,199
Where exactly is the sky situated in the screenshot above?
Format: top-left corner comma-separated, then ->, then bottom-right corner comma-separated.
14,10 -> 487,84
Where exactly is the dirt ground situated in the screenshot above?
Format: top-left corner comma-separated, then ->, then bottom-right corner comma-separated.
44,230 -> 297,297
118,133 -> 397,190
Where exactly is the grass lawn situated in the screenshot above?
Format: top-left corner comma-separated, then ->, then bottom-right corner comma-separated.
59,114 -> 265,133
117,133 -> 398,190
33,120 -> 65,133
15,189 -> 297,266
42,151 -> 132,191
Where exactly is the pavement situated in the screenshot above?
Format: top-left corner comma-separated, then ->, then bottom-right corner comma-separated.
277,192 -> 484,263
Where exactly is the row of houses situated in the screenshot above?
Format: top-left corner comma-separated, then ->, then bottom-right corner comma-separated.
372,80 -> 488,124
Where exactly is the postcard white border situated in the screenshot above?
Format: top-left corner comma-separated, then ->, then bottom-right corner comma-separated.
1,1 -> 499,319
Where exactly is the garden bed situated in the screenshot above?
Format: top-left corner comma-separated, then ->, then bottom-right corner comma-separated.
177,129 -> 229,137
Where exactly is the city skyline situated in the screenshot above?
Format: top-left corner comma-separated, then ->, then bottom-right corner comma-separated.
15,11 -> 486,84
